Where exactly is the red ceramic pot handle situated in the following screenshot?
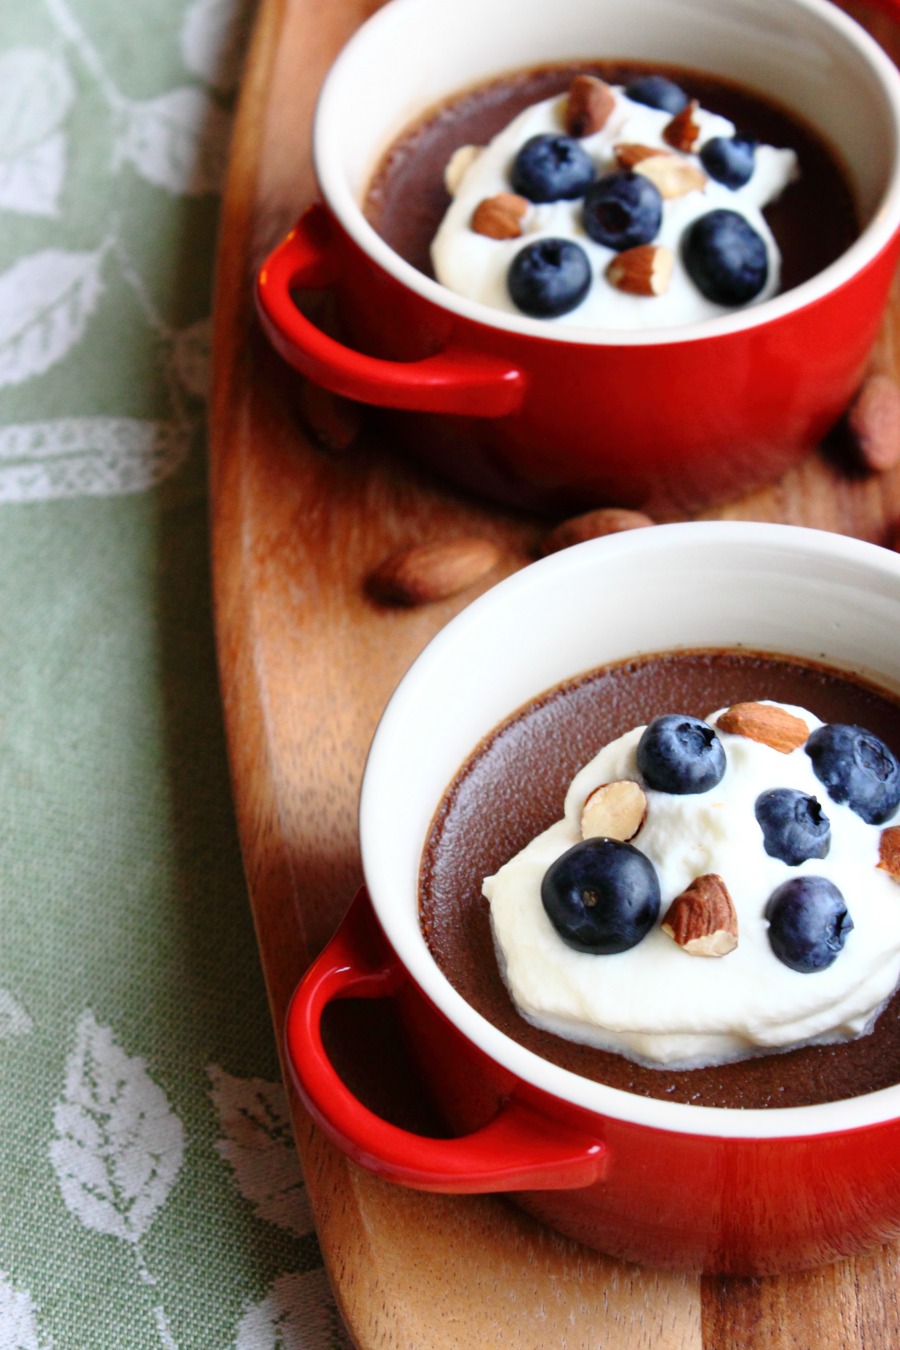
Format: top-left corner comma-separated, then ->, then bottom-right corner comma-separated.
255,203 -> 525,417
285,888 -> 607,1194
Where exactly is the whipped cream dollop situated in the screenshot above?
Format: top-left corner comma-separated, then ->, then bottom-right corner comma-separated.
431,84 -> 797,329
484,703 -> 900,1068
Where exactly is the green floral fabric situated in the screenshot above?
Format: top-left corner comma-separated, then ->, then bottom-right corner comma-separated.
0,2 -> 350,1345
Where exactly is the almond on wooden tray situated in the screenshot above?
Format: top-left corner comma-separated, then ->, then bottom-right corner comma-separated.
368,537 -> 499,605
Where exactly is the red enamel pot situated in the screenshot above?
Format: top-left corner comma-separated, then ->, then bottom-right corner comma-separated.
257,0 -> 900,514
285,523 -> 900,1274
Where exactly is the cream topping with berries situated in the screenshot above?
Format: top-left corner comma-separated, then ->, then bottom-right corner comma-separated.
484,701 -> 900,1068
432,80 -> 797,328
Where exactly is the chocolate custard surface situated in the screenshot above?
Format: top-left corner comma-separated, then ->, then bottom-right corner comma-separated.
364,61 -> 858,302
418,650 -> 900,1109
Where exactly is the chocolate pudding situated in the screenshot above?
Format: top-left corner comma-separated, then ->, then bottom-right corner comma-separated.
418,649 -> 900,1108
364,61 -> 858,299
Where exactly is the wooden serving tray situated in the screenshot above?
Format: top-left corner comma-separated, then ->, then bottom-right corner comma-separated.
210,1 -> 900,1343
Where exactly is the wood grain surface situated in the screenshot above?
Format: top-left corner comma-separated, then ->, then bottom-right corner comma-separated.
209,1 -> 900,1344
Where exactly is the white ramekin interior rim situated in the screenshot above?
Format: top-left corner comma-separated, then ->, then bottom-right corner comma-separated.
360,521 -> 900,1140
313,0 -> 900,347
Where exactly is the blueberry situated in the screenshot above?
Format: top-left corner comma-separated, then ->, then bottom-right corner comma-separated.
805,723 -> 900,825
541,838 -> 660,954
636,714 -> 726,794
699,135 -> 756,189
624,74 -> 689,115
754,789 -> 831,865
582,171 -> 663,251
507,238 -> 592,318
510,133 -> 596,203
682,209 -> 768,305
765,876 -> 853,973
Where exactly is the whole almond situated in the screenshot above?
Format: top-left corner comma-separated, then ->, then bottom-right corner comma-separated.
565,75 -> 616,137
581,780 -> 648,841
661,874 -> 738,957
847,373 -> 900,472
607,244 -> 673,297
634,153 -> 706,199
471,192 -> 529,240
296,378 -> 362,453
663,99 -> 701,152
879,825 -> 900,881
614,142 -> 670,169
716,702 -> 809,754
369,537 -> 499,606
540,507 -> 654,555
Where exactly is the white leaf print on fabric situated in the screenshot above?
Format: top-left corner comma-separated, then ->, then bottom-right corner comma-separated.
0,133 -> 68,220
117,89 -> 232,196
0,49 -> 74,219
0,1271 -> 52,1350
173,317 -> 213,400
49,1011 -> 185,1244
207,1065 -> 313,1236
0,48 -> 74,154
235,1272 -> 354,1350
0,990 -> 32,1041
180,0 -> 254,94
0,248 -> 105,389
0,418 -> 192,502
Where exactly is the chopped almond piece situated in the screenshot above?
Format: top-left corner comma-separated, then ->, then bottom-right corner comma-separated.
661,875 -> 738,957
581,780 -> 647,841
614,142 -> 670,168
634,153 -> 706,199
879,826 -> 900,881
607,244 -> 673,297
565,75 -> 616,137
663,99 -> 701,152
471,193 -> 529,240
445,144 -> 481,194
